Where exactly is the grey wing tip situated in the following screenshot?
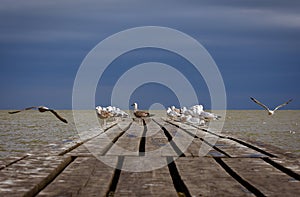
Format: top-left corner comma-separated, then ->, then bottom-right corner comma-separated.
50,109 -> 68,124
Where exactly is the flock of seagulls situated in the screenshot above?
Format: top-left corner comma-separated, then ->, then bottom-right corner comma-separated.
95,105 -> 129,119
95,103 -> 152,125
8,97 -> 293,126
95,105 -> 129,125
166,104 -> 220,125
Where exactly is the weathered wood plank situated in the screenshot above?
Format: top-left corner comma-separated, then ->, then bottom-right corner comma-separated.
65,122 -> 131,157
266,157 -> 300,176
168,120 -> 269,158
114,156 -> 178,196
0,154 -> 29,170
215,138 -> 267,158
175,157 -> 255,196
57,122 -> 119,156
37,156 -> 117,197
106,121 -> 143,156
145,120 -> 178,156
223,158 -> 300,196
163,120 -> 228,157
163,123 -> 199,157
153,119 -> 194,157
164,120 -> 228,158
0,155 -> 72,197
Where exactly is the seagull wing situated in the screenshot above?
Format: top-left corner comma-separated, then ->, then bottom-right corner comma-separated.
134,110 -> 150,118
49,110 -> 68,123
274,99 -> 293,111
8,106 -> 37,114
250,97 -> 270,111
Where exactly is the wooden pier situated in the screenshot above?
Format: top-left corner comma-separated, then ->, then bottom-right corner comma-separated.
1,118 -> 299,196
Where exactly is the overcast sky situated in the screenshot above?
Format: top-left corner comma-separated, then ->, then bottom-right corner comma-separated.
1,0 -> 299,109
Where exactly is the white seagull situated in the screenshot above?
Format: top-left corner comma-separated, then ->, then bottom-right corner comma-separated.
182,105 -> 221,120
180,114 -> 205,125
9,106 -> 68,123
166,107 -> 181,120
96,106 -> 113,119
171,106 -> 181,114
250,97 -> 293,115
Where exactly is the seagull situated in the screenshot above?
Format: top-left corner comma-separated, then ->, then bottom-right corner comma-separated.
180,114 -> 205,125
96,106 -> 113,119
171,106 -> 181,114
199,111 -> 221,120
250,97 -> 293,115
182,105 -> 221,120
108,106 -> 129,118
8,106 -> 68,123
166,107 -> 181,120
289,130 -> 296,134
131,103 -> 151,118
96,106 -> 113,126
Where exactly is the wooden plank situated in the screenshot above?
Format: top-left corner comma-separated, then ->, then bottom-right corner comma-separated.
170,120 -> 268,158
65,122 -> 131,157
0,155 -> 72,197
223,158 -> 300,196
57,123 -> 120,156
145,120 -> 178,156
144,119 -> 163,152
158,119 -> 224,157
163,123 -> 198,157
106,121 -> 143,156
38,156 -> 117,196
0,154 -> 29,170
114,156 -> 178,196
175,157 -> 254,196
65,145 -> 92,157
151,119 -> 226,157
269,157 -> 300,175
165,119 -> 221,142
215,138 -> 267,158
162,120 -> 228,157
84,123 -> 130,156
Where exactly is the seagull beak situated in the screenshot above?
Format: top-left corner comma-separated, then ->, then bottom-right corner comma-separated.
131,104 -> 134,106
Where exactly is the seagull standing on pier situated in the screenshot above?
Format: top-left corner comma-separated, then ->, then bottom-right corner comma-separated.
250,97 -> 293,115
131,103 -> 151,118
8,106 -> 68,123
96,106 -> 113,119
95,106 -> 113,126
181,105 -> 221,120
167,107 -> 181,120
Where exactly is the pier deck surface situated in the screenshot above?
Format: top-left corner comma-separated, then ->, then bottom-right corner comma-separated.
1,118 -> 299,196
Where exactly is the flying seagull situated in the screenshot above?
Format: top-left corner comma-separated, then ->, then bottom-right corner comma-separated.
8,106 -> 68,123
250,97 -> 293,115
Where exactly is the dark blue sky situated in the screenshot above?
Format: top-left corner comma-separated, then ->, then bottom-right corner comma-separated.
1,0 -> 299,109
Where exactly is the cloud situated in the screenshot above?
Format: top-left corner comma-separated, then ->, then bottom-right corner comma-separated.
1,0 -> 299,46
0,0 -> 299,109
